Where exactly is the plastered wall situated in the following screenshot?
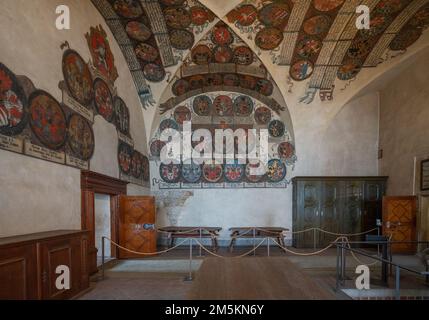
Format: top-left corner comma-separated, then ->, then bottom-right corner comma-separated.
379,47 -> 429,196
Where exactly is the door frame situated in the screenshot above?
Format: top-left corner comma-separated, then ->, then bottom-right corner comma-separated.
81,170 -> 128,274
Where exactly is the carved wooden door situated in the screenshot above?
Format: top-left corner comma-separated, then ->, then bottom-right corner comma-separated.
382,196 -> 417,254
342,181 -> 364,237
119,196 -> 156,258
319,181 -> 340,246
295,181 -> 321,248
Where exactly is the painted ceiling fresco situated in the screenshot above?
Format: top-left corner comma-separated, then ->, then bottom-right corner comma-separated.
159,21 -> 287,115
91,0 -> 215,107
227,0 -> 429,103
92,0 -> 429,106
89,0 -> 429,189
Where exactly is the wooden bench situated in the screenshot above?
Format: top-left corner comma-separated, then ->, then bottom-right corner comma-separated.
158,226 -> 222,252
229,227 -> 289,252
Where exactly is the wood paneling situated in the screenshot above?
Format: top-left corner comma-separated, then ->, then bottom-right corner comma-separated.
0,230 -> 89,300
293,177 -> 387,248
119,196 -> 156,259
0,244 -> 38,300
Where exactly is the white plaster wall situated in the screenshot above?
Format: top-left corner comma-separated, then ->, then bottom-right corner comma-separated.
0,0 -> 150,237
379,47 -> 429,196
0,151 -> 81,237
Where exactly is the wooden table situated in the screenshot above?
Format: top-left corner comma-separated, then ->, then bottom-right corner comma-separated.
188,257 -> 335,300
158,226 -> 222,251
229,227 -> 289,252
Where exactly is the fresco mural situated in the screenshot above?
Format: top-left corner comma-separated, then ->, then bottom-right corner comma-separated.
0,26 -> 150,187
161,21 -> 286,118
227,0 -> 429,103
91,0 -> 429,108
150,92 -> 296,189
91,0 -> 215,107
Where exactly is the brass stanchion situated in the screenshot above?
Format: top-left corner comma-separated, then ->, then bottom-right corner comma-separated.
101,236 -> 105,280
184,238 -> 193,282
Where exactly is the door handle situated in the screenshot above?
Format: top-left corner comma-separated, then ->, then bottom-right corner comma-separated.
315,210 -> 319,216
321,210 -> 324,217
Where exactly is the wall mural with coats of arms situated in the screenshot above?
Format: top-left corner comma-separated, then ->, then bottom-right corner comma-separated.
150,22 -> 297,189
227,0 -> 429,103
0,25 -> 150,187
88,0 -> 429,189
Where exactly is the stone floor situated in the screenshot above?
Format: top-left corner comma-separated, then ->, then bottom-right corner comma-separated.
79,246 -> 429,300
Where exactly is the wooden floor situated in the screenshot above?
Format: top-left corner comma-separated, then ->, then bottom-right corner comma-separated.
188,257 -> 336,300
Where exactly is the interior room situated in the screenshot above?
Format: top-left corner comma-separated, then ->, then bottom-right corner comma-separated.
1,0 -> 429,303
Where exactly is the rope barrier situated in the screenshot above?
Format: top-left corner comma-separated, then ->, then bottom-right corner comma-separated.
156,226 -> 379,238
103,235 -> 383,264
193,238 -> 268,259
315,227 -> 379,237
102,226 -> 384,262
103,237 -> 189,256
271,237 -> 346,256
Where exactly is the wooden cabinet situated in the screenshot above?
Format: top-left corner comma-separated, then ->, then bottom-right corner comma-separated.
119,196 -> 157,259
0,230 -> 89,300
292,177 -> 387,248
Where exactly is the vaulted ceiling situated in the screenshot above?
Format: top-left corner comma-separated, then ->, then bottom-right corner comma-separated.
92,0 -> 429,110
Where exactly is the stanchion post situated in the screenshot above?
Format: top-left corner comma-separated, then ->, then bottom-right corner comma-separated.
336,243 -> 340,291
313,228 -> 317,250
198,228 -> 202,257
381,241 -> 388,285
377,227 -> 380,257
395,266 -> 400,300
253,228 -> 256,256
101,236 -> 105,280
341,239 -> 346,284
184,238 -> 193,282
267,237 -> 270,257
426,262 -> 429,283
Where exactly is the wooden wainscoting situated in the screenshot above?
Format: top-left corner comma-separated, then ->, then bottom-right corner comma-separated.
0,230 -> 89,300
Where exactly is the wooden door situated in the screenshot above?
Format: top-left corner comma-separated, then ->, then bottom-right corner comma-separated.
295,181 -> 321,248
342,181 -> 364,238
119,196 -> 156,258
383,196 -> 417,254
39,237 -> 82,300
319,181 -> 340,247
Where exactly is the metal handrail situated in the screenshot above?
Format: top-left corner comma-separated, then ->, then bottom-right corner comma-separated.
336,244 -> 426,275
334,241 -> 429,300
339,240 -> 429,244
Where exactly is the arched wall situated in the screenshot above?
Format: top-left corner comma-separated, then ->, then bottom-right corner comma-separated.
1,0 -> 426,241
